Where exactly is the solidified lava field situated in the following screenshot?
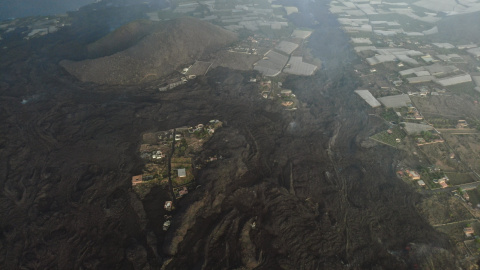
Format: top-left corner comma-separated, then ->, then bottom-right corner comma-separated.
0,2 -> 465,270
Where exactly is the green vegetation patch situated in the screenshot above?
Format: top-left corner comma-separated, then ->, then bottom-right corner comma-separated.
381,108 -> 400,122
445,172 -> 476,185
418,168 -> 444,189
436,221 -> 480,242
133,178 -> 166,199
417,130 -> 441,143
447,81 -> 478,97
427,117 -> 456,128
371,125 -> 406,147
467,188 -> 480,207
465,238 -> 480,256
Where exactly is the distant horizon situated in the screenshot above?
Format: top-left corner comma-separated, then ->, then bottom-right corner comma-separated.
0,0 -> 96,20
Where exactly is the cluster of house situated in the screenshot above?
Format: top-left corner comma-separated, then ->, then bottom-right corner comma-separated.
131,172 -> 171,187
158,79 -> 187,92
0,15 -> 70,41
174,186 -> 189,198
457,120 -> 469,129
404,170 -> 426,187
131,119 -> 226,233
397,169 -> 450,188
416,137 -> 444,145
405,106 -> 423,121
188,123 -> 216,135
330,0 -> 480,36
333,0 -> 480,106
151,120 -> 220,144
152,150 -> 165,160
162,186 -> 189,231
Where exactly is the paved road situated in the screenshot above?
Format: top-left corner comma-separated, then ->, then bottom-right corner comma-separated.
420,181 -> 480,195
437,128 -> 479,135
458,181 -> 480,190
433,218 -> 478,227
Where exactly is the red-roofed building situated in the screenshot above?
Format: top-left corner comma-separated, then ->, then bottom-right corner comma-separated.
406,170 -> 420,180
438,178 -> 448,188
464,227 -> 474,237
132,175 -> 143,186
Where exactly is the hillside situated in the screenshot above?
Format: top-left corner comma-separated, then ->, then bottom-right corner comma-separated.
60,17 -> 238,85
86,20 -> 159,59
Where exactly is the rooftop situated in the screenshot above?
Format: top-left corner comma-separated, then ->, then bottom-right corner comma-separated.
275,41 -> 299,55
354,90 -> 381,108
254,50 -> 289,76
434,74 -> 472,87
407,76 -> 435,84
178,168 -> 186,178
377,94 -> 411,108
283,56 -> 317,76
467,47 -> 480,57
432,43 -> 455,49
291,29 -> 313,39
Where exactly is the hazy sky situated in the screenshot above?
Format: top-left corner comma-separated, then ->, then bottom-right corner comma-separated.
0,0 -> 96,20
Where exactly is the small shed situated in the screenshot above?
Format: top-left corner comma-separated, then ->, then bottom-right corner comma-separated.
178,168 -> 186,178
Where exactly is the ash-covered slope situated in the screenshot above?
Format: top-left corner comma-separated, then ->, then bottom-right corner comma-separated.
60,17 -> 237,85
86,20 -> 160,59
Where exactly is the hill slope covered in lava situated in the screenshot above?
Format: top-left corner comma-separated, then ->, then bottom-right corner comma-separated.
60,17 -> 237,85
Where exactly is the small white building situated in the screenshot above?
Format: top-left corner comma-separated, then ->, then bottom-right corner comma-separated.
178,168 -> 186,178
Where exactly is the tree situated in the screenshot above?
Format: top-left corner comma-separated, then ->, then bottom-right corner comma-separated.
420,131 -> 433,141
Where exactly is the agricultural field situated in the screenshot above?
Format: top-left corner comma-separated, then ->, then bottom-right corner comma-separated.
465,239 -> 480,256
418,142 -> 464,171
443,133 -> 480,173
467,189 -> 480,208
381,108 -> 400,122
445,172 -> 477,186
370,125 -> 406,147
133,178 -> 167,199
446,81 -> 478,97
411,95 -> 480,122
427,117 -> 457,129
435,220 -> 480,243
417,193 -> 474,225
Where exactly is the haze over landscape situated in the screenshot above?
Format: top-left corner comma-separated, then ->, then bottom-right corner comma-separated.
0,0 -> 96,20
2,0 -> 480,269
